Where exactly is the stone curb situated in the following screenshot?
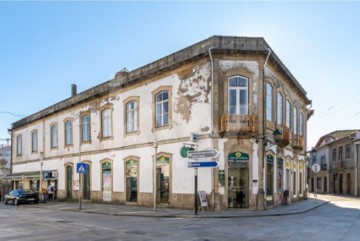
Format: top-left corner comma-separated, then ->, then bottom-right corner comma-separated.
58,201 -> 330,219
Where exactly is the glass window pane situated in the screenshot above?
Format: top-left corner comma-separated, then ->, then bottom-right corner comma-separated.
229,90 -> 236,106
238,77 -> 247,87
163,92 -> 168,100
163,102 -> 168,114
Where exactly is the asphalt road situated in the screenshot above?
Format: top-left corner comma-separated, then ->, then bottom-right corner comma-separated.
0,195 -> 359,241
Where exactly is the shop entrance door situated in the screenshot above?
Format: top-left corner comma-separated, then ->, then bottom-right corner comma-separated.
66,166 -> 73,199
83,164 -> 90,200
266,162 -> 274,206
228,167 -> 249,208
125,160 -> 138,202
156,156 -> 170,204
339,174 -> 343,194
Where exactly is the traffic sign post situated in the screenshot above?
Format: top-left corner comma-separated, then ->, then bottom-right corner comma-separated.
311,164 -> 320,202
76,163 -> 87,210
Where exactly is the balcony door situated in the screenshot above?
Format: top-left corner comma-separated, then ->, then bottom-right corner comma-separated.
228,76 -> 248,115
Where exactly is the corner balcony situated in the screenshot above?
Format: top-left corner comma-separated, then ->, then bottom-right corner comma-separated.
291,134 -> 304,153
220,115 -> 258,135
273,125 -> 290,147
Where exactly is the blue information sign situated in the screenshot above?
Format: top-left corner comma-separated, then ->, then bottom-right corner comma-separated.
76,163 -> 87,173
187,161 -> 219,168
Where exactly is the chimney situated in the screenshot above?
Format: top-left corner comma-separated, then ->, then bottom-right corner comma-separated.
115,68 -> 129,78
71,84 -> 77,97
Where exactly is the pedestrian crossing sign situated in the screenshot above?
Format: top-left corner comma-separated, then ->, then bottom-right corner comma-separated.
76,163 -> 87,173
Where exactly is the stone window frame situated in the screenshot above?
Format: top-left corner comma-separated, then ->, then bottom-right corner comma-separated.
100,103 -> 114,141
50,123 -> 58,149
123,155 -> 140,203
31,129 -> 38,153
63,117 -> 74,147
80,112 -> 91,144
152,86 -> 173,131
123,96 -> 140,136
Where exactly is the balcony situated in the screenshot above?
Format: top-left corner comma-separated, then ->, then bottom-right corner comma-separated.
220,115 -> 258,134
292,134 -> 304,153
273,125 -> 290,147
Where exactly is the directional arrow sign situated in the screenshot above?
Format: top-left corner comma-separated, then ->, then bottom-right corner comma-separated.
188,161 -> 219,168
187,149 -> 220,159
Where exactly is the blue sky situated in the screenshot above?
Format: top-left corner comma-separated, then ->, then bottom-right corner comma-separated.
1,1 -> 360,149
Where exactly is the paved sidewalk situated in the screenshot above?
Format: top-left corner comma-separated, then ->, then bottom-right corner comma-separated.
34,195 -> 331,218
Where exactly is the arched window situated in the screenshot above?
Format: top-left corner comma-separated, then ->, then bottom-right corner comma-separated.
266,83 -> 273,121
228,76 -> 248,115
81,114 -> 91,142
31,130 -> 38,152
50,125 -> 58,148
155,91 -> 169,127
277,93 -> 283,125
101,108 -> 111,138
65,120 -> 73,145
126,101 -> 137,133
285,100 -> 291,128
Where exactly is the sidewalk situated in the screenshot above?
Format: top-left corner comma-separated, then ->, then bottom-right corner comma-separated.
35,196 -> 330,219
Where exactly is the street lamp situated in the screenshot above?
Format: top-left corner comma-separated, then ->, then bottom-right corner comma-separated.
311,149 -> 317,164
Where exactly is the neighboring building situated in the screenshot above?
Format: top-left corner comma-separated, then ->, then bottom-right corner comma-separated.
309,130 -> 360,196
8,36 -> 312,210
0,144 -> 11,196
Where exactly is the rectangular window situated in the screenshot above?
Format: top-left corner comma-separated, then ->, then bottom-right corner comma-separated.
31,130 -> 38,152
277,93 -> 283,125
81,115 -> 91,142
51,125 -> 58,148
101,108 -> 112,138
285,100 -> 291,128
332,149 -> 336,162
126,101 -> 137,133
156,91 -> 169,127
338,146 -> 343,161
345,144 -> 351,159
65,120 -> 73,145
228,76 -> 248,115
16,135 -> 22,156
266,83 -> 273,121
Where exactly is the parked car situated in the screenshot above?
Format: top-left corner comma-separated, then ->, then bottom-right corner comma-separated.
4,189 -> 39,206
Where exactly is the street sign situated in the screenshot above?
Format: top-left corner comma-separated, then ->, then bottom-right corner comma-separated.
43,171 -> 50,179
76,163 -> 87,174
187,149 -> 220,159
311,163 -> 321,173
188,161 -> 219,168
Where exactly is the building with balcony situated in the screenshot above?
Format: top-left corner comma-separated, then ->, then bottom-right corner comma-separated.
8,36 -> 312,210
309,130 -> 360,196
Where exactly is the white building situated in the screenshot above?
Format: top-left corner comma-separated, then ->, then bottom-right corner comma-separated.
9,36 -> 312,210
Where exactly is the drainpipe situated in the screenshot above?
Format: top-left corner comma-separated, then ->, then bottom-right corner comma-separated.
208,47 -> 215,209
261,48 -> 271,210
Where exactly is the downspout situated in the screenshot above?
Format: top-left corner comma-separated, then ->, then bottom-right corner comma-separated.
261,48 -> 271,209
208,47 -> 215,209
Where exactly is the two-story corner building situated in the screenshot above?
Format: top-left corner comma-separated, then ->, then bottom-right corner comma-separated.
8,36 -> 312,210
310,130 -> 360,196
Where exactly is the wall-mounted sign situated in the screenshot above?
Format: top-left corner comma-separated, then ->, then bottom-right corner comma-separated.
102,161 -> 111,170
267,155 -> 274,163
228,152 -> 249,168
180,146 -> 195,158
228,152 -> 249,161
